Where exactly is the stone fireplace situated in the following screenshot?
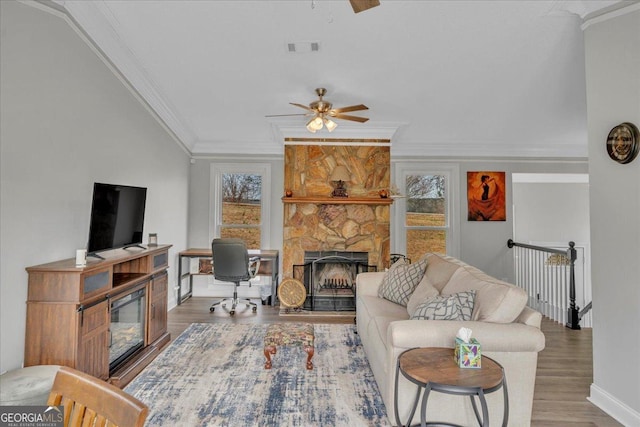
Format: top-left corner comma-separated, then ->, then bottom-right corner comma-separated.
282,142 -> 392,308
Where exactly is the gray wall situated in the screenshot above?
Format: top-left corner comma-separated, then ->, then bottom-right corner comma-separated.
513,182 -> 590,245
0,1 -> 190,372
513,180 -> 592,326
457,161 -> 589,281
188,155 -> 588,286
399,160 -> 587,281
584,8 -> 640,423
187,156 -> 284,250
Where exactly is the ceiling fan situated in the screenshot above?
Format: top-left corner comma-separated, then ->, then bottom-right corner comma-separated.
266,88 -> 369,133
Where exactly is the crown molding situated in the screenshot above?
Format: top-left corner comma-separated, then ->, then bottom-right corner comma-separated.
392,140 -> 588,158
283,137 -> 390,146
582,1 -> 640,30
190,136 -> 586,158
191,139 -> 284,156
270,121 -> 404,143
51,0 -> 197,152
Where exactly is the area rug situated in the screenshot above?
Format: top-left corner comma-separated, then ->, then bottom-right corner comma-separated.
125,323 -> 390,426
278,308 -> 356,318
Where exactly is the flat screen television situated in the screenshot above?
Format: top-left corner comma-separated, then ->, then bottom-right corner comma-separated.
87,183 -> 147,254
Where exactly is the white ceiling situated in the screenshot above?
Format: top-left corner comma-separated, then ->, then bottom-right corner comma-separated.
53,0 -> 633,157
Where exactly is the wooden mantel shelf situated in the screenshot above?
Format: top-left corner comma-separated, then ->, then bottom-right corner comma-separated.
282,196 -> 393,205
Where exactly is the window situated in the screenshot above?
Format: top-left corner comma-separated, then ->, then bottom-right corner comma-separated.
394,163 -> 459,260
211,163 -> 271,249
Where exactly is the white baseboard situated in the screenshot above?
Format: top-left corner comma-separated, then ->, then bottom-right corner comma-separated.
589,383 -> 640,426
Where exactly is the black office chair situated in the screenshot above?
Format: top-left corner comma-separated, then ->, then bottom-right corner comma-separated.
209,238 -> 260,315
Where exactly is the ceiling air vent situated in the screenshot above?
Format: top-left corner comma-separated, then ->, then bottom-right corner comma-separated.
285,41 -> 321,54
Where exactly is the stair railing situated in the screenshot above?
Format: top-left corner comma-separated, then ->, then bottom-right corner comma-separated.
507,239 -> 590,330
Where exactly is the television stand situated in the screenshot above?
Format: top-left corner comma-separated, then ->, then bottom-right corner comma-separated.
87,252 -> 105,260
24,244 -> 171,388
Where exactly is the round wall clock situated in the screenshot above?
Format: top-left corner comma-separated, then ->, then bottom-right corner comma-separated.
606,122 -> 639,164
277,278 -> 307,308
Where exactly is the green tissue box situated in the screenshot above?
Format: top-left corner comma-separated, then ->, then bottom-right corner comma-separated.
454,337 -> 481,368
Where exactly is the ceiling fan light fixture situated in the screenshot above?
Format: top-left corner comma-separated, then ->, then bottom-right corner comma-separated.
307,116 -> 322,133
311,116 -> 323,129
306,118 -> 318,133
306,115 -> 323,132
324,118 -> 337,132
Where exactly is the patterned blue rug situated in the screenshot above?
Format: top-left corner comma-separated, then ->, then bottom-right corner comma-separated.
125,323 -> 390,426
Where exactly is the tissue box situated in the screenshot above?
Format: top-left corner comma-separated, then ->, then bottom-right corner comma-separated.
454,337 -> 481,368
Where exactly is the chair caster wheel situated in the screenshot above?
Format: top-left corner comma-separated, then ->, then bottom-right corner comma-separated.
252,307 -> 257,313
230,310 -> 235,315
210,307 -> 215,312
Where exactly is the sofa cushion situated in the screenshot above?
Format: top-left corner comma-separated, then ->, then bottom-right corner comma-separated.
359,294 -> 410,324
378,257 -> 428,306
442,267 -> 527,323
410,290 -> 476,320
423,253 -> 465,293
406,272 -> 440,316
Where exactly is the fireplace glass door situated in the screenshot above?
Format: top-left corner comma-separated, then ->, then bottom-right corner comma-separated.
109,287 -> 146,372
294,251 -> 376,311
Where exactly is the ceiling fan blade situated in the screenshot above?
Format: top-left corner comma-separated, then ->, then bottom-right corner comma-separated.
349,0 -> 380,14
290,102 -> 314,112
265,113 -> 310,117
331,113 -> 369,123
330,104 -> 369,114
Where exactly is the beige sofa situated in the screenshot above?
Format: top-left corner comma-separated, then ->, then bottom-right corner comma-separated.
356,253 -> 546,426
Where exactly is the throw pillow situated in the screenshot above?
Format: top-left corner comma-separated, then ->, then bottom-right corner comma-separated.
411,290 -> 476,321
454,290 -> 476,320
378,257 -> 428,306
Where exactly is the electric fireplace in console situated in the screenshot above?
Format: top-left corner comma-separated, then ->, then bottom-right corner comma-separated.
25,245 -> 171,386
293,251 -> 376,311
109,287 -> 146,374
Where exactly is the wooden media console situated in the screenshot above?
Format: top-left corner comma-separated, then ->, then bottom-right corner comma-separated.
25,244 -> 172,388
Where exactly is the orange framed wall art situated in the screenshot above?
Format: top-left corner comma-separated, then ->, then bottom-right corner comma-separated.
467,171 -> 506,221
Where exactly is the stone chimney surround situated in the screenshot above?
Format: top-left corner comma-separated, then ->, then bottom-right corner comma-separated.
282,143 -> 392,280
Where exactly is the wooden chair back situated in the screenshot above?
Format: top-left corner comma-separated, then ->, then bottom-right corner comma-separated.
47,366 -> 148,427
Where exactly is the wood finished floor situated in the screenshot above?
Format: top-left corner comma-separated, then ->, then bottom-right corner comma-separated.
167,297 -> 621,427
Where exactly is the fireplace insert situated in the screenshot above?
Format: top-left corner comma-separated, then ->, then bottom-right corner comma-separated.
293,251 -> 376,311
109,287 -> 146,373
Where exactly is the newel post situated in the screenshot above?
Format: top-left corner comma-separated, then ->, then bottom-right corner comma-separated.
566,241 -> 581,330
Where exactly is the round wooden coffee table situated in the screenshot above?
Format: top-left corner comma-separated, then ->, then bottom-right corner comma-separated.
394,347 -> 508,427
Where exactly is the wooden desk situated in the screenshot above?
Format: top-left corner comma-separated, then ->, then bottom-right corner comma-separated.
394,347 -> 508,427
176,248 -> 279,306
